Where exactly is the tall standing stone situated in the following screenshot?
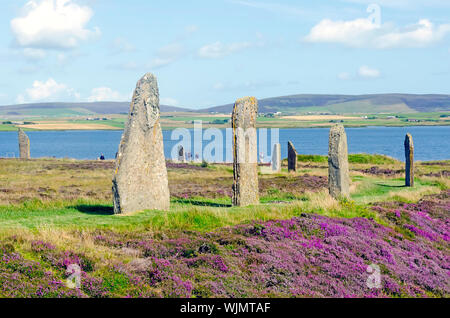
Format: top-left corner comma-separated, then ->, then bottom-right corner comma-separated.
328,124 -> 350,199
112,73 -> 170,214
18,128 -> 30,159
232,97 -> 259,207
288,141 -> 298,172
271,143 -> 281,173
405,133 -> 414,187
178,145 -> 186,163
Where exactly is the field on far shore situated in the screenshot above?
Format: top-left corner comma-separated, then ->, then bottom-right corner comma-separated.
0,111 -> 449,131
0,154 -> 448,298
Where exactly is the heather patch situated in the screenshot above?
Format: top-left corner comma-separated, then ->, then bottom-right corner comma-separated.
357,166 -> 404,176
371,190 -> 450,248
46,161 -> 115,171
170,175 -> 327,200
2,191 -> 448,298
0,243 -> 84,298
0,158 -> 448,298
422,171 -> 450,178
166,162 -> 210,171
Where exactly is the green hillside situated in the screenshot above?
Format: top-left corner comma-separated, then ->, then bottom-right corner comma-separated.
203,94 -> 450,114
1,94 -> 450,119
0,102 -> 189,118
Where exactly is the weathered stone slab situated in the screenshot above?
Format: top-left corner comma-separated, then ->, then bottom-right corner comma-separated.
178,145 -> 186,163
112,73 -> 170,214
271,143 -> 281,173
232,97 -> 259,207
405,133 -> 414,187
288,141 -> 297,172
328,124 -> 350,199
18,128 -> 30,159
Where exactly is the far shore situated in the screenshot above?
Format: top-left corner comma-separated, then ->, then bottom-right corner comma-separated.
0,123 -> 448,132
1,111 -> 449,131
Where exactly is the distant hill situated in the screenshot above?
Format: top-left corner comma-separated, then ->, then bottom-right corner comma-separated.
0,102 -> 190,117
201,94 -> 450,114
1,94 -> 450,117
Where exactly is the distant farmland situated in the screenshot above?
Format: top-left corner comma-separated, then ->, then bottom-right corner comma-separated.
1,94 -> 450,118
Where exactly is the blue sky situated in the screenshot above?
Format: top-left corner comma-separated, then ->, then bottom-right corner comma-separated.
0,0 -> 449,109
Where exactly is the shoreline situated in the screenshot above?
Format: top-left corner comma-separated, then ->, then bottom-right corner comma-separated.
0,123 -> 449,132
0,156 -> 448,164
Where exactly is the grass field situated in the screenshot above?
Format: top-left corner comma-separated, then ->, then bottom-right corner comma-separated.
0,155 -> 448,298
1,111 -> 449,131
0,154 -> 448,231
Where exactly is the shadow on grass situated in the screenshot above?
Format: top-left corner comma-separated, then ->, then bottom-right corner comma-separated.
375,183 -> 407,189
173,198 -> 232,208
72,204 -> 114,215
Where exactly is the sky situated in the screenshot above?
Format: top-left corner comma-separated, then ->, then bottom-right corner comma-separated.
0,0 -> 449,109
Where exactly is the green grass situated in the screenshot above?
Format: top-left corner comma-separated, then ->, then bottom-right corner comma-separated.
0,198 -> 303,232
281,100 -> 416,114
348,154 -> 398,164
0,173 -> 440,233
161,116 -> 229,122
297,155 -> 328,163
0,157 -> 446,235
318,199 -> 385,225
0,193 -> 352,232
0,108 -> 94,117
256,117 -> 285,122
294,153 -> 398,164
69,119 -> 125,129
395,112 -> 450,120
351,176 -> 441,204
260,188 -> 306,203
3,110 -> 449,130
0,124 -> 19,131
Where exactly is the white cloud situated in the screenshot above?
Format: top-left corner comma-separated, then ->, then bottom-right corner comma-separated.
342,0 -> 450,9
18,65 -> 39,74
338,66 -> 381,80
144,25 -> 199,69
338,72 -> 352,80
23,48 -> 47,60
213,82 -> 226,90
88,87 -> 126,102
358,65 -> 381,78
160,97 -> 179,106
198,41 -> 256,59
304,18 -> 450,49
56,53 -> 67,64
184,25 -> 199,34
213,80 -> 280,91
109,61 -> 139,71
11,0 -> 100,50
111,37 -> 135,54
16,78 -> 79,103
230,0 -> 308,16
305,18 -> 378,46
148,43 -> 185,68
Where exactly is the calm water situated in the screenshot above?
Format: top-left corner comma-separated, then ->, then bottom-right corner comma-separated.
0,126 -> 449,162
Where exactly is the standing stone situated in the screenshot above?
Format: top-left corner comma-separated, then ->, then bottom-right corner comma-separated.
405,133 -> 414,187
18,128 -> 30,159
288,141 -> 298,172
178,145 -> 186,163
271,143 -> 281,173
232,97 -> 259,207
328,124 -> 350,199
112,73 -> 170,214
